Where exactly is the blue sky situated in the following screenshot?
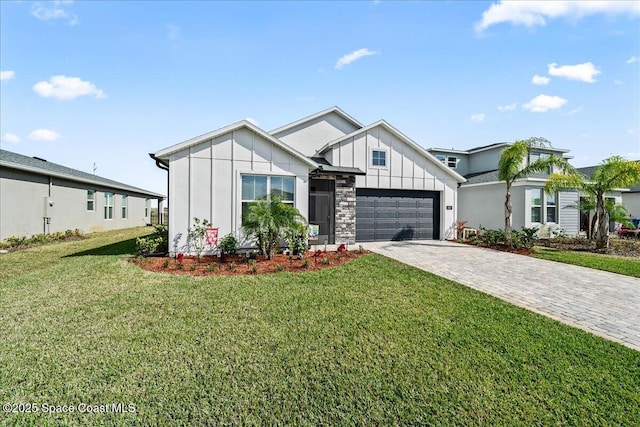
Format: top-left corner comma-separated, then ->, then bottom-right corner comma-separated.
1,1 -> 639,196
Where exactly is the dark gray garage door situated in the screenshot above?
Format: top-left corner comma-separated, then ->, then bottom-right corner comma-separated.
355,189 -> 440,242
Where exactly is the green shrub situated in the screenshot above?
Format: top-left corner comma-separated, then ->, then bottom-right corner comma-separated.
478,228 -> 505,246
136,225 -> 168,255
216,234 -> 238,257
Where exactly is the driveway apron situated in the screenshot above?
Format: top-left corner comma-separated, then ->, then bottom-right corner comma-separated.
365,240 -> 640,351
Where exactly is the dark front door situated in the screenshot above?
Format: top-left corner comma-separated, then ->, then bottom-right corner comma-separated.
309,179 -> 335,244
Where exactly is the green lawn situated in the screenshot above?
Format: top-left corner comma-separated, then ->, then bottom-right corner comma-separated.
532,247 -> 640,278
1,227 -> 638,426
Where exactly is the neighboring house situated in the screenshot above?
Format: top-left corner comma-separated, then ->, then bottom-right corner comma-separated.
0,149 -> 164,241
428,139 -> 580,235
151,107 -> 465,254
622,183 -> 640,219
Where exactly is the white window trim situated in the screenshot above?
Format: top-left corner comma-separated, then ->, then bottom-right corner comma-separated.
446,156 -> 458,169
529,187 -> 558,225
121,195 -> 128,219
369,147 -> 389,169
104,192 -> 114,220
87,190 -> 95,211
239,173 -> 296,226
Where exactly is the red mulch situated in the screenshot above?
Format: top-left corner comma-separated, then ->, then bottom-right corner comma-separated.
132,250 -> 368,276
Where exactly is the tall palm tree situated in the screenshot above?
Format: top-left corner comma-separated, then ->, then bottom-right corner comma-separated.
498,137 -> 573,242
546,156 -> 640,250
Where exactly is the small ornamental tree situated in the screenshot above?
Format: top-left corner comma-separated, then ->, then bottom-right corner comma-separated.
243,195 -> 307,259
187,217 -> 212,263
498,137 -> 573,243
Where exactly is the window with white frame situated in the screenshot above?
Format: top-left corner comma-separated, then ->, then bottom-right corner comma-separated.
104,192 -> 114,220
530,188 -> 558,223
87,190 -> 95,211
447,156 -> 458,168
144,199 -> 150,217
121,195 -> 128,219
370,149 -> 387,168
531,188 -> 542,223
546,192 -> 557,223
435,154 -> 446,163
241,175 -> 294,224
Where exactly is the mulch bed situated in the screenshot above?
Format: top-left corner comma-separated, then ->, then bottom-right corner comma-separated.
132,250 -> 368,276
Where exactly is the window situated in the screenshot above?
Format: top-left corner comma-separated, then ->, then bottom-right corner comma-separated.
531,188 -> 542,223
241,175 -> 295,224
435,154 -> 446,163
121,195 -> 128,219
529,151 -> 552,174
371,149 -> 387,167
447,156 -> 458,168
104,192 -> 113,220
530,188 -> 558,223
87,190 -> 95,211
546,192 -> 557,223
144,199 -> 150,217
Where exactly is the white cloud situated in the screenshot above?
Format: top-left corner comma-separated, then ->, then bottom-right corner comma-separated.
627,56 -> 639,64
548,62 -> 601,83
0,70 -> 15,81
532,74 -> 550,85
497,103 -> 517,111
335,48 -> 379,70
3,133 -> 20,144
475,1 -> 640,32
523,94 -> 567,112
470,113 -> 486,122
31,1 -> 78,25
33,75 -> 106,100
28,129 -> 61,142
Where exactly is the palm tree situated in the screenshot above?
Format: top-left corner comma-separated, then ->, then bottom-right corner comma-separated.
498,137 -> 573,242
545,156 -> 640,250
242,195 -> 307,259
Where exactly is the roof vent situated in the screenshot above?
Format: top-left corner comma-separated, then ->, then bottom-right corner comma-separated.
32,156 -> 48,162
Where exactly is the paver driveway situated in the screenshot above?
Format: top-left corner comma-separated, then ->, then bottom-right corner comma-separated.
365,240 -> 640,351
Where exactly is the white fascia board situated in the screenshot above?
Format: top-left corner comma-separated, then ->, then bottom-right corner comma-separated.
269,106 -> 363,136
154,120 -> 318,169
427,148 -> 470,155
318,120 -> 466,183
461,177 -> 549,189
1,161 -> 164,198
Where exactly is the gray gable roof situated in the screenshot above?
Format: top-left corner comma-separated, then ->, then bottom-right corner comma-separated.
1,149 -> 163,198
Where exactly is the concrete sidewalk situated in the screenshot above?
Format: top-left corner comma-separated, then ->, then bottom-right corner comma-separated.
365,240 -> 640,351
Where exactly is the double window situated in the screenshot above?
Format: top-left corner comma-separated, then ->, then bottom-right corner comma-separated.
530,188 -> 557,223
121,195 -> 128,219
87,190 -> 95,211
241,175 -> 294,223
104,192 -> 114,220
435,154 -> 458,169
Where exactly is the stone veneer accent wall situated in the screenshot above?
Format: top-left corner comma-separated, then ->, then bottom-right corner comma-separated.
335,175 -> 356,244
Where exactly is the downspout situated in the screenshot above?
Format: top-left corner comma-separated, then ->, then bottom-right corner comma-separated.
149,153 -> 169,226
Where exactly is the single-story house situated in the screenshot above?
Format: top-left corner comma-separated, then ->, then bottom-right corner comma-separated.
428,139 -> 581,236
151,107 -> 465,254
0,149 -> 164,241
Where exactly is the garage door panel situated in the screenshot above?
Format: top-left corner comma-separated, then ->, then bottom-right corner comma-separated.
356,189 -> 440,242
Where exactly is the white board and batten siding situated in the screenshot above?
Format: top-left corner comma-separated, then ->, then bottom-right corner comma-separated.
168,127 -> 310,254
324,124 -> 461,239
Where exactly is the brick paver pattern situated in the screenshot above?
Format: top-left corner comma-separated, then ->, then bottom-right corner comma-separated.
365,240 -> 640,351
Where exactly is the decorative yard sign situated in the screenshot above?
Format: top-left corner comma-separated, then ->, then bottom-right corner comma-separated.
308,224 -> 319,241
206,227 -> 219,246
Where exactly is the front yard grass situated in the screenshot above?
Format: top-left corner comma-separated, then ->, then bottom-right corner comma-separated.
1,227 -> 638,426
532,246 -> 640,278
